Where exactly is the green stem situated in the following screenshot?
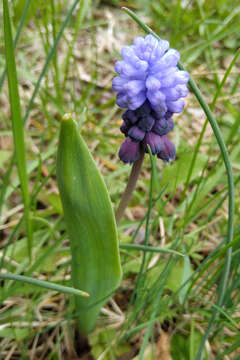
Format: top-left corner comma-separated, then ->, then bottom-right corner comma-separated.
182,48 -> 239,203
180,67 -> 234,358
115,148 -> 144,225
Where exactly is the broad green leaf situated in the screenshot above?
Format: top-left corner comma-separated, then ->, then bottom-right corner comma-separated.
122,258 -> 141,275
171,332 -> 190,360
0,327 -> 30,340
39,192 -> 63,215
56,115 -> 122,334
148,259 -> 192,294
89,328 -> 131,359
5,234 -> 69,273
171,328 -> 207,360
162,149 -> 208,192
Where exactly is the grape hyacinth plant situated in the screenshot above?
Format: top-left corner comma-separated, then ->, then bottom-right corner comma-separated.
112,34 -> 189,164
2,1 -> 236,357
114,9 -> 234,358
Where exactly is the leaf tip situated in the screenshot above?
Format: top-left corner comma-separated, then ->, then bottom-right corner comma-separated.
83,292 -> 90,298
62,113 -> 73,122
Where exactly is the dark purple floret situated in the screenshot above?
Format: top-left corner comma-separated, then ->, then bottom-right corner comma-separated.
122,110 -> 138,124
118,99 -> 177,164
135,101 -> 152,117
165,111 -> 173,119
157,136 -> 176,162
128,126 -> 145,141
152,117 -> 174,136
138,115 -> 155,132
119,137 -> 140,164
120,121 -> 131,136
144,132 -> 163,155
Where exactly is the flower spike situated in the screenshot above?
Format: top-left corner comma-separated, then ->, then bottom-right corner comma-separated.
113,34 -> 189,164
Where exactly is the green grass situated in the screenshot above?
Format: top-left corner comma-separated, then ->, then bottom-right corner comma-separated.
0,0 -> 240,359
3,0 -> 32,260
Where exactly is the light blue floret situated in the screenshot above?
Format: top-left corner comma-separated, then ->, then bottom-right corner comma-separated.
112,34 -> 189,116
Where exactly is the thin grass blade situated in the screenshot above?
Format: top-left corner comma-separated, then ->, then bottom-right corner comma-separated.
3,0 -> 32,258
0,0 -> 32,91
0,273 -> 89,298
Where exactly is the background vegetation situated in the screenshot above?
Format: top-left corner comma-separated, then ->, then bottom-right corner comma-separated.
0,0 -> 240,358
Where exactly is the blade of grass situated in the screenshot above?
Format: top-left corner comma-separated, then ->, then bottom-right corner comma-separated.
62,0 -> 89,90
0,155 -> 14,217
23,0 -> 81,125
196,0 -> 220,87
50,0 -> 62,105
3,0 -> 32,259
181,67 -> 234,360
0,0 -> 32,91
119,243 -> 183,256
122,7 -> 235,358
0,0 -> 82,218
211,48 -> 240,108
181,47 -> 240,202
216,338 -> 240,360
132,147 -> 154,301
193,295 -> 238,329
183,22 -> 240,65
0,273 -> 89,298
138,255 -> 175,359
1,231 -> 66,301
0,214 -> 24,271
119,148 -> 156,337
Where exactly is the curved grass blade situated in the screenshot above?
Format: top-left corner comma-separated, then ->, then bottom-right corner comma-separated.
57,115 -> 122,334
0,273 -> 89,298
122,7 -> 235,357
